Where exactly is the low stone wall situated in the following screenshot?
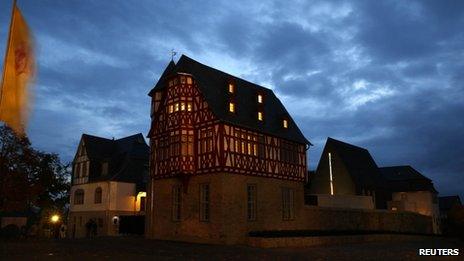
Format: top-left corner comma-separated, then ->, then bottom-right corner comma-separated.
248,234 -> 434,248
1,217 -> 27,229
313,194 -> 374,209
300,206 -> 433,234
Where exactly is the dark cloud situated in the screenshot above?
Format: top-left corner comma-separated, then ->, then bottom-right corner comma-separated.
0,0 -> 462,198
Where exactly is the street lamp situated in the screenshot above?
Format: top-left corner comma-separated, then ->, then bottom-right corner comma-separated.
50,214 -> 60,223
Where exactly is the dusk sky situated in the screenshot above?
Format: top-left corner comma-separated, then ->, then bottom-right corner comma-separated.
0,0 -> 462,198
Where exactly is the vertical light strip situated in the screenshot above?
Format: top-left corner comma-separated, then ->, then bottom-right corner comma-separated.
328,152 -> 334,195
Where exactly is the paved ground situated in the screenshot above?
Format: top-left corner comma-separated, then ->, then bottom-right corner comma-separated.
1,236 -> 463,260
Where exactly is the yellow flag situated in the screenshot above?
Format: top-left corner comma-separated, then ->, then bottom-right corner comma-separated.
0,3 -> 35,136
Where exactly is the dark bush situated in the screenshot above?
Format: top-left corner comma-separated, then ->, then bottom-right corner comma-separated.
0,224 -> 20,239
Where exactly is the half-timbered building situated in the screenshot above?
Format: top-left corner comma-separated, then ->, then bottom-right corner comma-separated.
146,55 -> 310,244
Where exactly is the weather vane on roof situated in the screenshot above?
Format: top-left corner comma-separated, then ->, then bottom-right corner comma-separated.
171,49 -> 177,61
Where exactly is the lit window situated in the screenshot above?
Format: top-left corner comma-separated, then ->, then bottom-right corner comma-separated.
392,207 -> 397,211
229,102 -> 235,113
187,102 -> 192,112
283,119 -> 288,128
228,83 -> 234,93
180,76 -> 186,84
180,102 -> 185,111
174,103 -> 179,112
187,77 -> 192,84
169,105 -> 173,114
257,94 -> 263,103
258,112 -> 263,121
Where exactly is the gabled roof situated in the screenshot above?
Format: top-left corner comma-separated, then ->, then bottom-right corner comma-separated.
77,133 -> 149,184
148,60 -> 176,96
149,55 -> 310,145
379,166 -> 431,181
81,134 -> 115,159
324,137 -> 382,188
439,196 -> 462,211
379,166 -> 437,193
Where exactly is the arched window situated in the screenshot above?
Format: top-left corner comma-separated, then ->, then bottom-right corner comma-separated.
74,189 -> 84,205
94,187 -> 102,204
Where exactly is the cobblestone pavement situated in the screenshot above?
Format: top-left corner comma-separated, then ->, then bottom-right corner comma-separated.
1,236 -> 463,260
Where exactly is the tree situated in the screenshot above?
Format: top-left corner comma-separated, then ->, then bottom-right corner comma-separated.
0,124 -> 70,215
0,124 -> 35,211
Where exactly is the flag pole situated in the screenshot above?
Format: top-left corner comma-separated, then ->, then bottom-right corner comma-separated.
0,0 -> 17,112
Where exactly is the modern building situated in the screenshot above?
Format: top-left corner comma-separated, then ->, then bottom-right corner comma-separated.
379,165 -> 440,234
307,138 -> 388,209
438,195 -> 462,235
306,137 -> 440,233
146,55 -> 310,244
439,195 -> 462,219
68,133 -> 149,238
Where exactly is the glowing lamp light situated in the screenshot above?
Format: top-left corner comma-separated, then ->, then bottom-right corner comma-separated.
50,214 -> 60,223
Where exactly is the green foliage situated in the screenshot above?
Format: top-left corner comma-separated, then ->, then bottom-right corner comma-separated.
0,124 -> 70,215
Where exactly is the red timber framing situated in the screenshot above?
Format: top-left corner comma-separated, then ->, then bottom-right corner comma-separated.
148,73 -> 307,182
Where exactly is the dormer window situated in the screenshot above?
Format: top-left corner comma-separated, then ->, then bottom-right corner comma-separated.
229,102 -> 235,113
283,119 -> 288,128
258,111 -> 263,121
228,83 -> 235,93
257,94 -> 263,103
187,77 -> 192,84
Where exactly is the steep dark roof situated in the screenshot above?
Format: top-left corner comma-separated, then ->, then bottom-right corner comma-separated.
325,137 -> 382,188
149,60 -> 176,96
379,166 -> 437,193
439,196 -> 462,212
149,55 -> 310,145
79,133 -> 149,184
81,134 -> 115,159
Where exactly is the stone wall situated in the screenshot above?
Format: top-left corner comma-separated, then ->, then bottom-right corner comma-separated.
248,234 -> 435,248
147,173 -> 304,244
0,217 -> 27,229
299,206 -> 433,234
147,173 -> 433,245
313,194 -> 374,209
